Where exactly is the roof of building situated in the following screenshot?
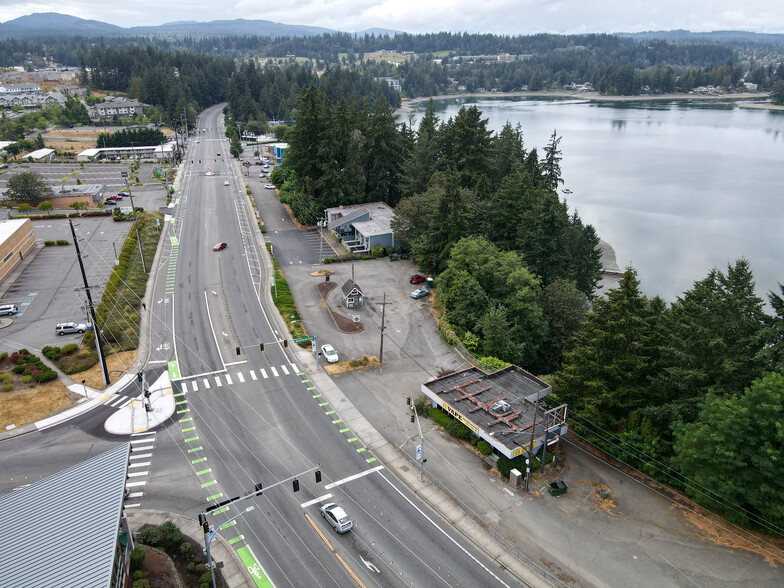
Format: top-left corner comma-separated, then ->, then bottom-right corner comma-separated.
50,183 -> 105,196
0,442 -> 130,588
422,366 -> 559,457
22,148 -> 55,160
0,218 -> 31,246
326,202 -> 395,237
0,140 -> 16,151
341,279 -> 363,297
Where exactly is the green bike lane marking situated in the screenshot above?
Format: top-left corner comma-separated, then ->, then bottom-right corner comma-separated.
237,546 -> 274,588
168,361 -> 181,380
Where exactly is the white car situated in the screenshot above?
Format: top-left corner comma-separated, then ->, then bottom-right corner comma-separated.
0,304 -> 18,316
321,344 -> 339,363
320,503 -> 353,533
56,322 -> 89,335
224,180 -> 230,186
264,184 -> 275,190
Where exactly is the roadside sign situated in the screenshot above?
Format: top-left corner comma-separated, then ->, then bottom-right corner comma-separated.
416,445 -> 422,460
293,336 -> 315,343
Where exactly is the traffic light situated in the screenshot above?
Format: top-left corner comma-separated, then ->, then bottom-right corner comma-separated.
315,470 -> 322,484
259,342 -> 265,352
137,372 -> 143,382
235,346 -> 241,356
255,483 -> 263,495
292,479 -> 299,492
406,396 -> 411,406
198,513 -> 209,535
283,339 -> 288,348
411,414 -> 415,423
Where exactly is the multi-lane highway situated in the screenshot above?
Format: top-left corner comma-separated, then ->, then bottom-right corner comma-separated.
0,104 -> 523,587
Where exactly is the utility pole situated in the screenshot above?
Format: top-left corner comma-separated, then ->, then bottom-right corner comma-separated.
408,397 -> 427,481
69,219 -> 109,385
524,395 -> 541,492
378,292 -> 389,363
121,171 -> 146,273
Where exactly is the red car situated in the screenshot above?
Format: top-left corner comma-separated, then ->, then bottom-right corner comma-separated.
213,242 -> 227,251
105,195 -> 122,202
410,274 -> 426,284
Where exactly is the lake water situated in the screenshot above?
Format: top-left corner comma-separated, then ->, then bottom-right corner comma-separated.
405,98 -> 784,303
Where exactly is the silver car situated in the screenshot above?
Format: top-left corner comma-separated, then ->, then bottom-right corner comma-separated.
320,503 -> 353,533
56,322 -> 88,335
0,304 -> 18,316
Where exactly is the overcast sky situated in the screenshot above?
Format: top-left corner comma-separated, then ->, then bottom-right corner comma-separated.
2,1 -> 783,35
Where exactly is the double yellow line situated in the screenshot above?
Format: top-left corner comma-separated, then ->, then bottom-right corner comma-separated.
304,513 -> 367,588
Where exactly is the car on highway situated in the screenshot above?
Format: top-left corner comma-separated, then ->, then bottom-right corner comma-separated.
320,344 -> 339,363
224,180 -> 230,186
320,503 -> 353,533
264,184 -> 275,190
213,242 -> 228,251
0,304 -> 19,316
410,288 -> 430,299
409,274 -> 425,284
55,322 -> 88,335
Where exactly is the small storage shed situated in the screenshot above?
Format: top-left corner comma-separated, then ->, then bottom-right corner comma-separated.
341,279 -> 364,309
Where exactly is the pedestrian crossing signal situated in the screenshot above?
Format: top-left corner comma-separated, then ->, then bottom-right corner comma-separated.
235,346 -> 241,356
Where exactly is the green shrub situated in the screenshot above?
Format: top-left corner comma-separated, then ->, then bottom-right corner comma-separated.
1,383 -> 12,392
198,572 -> 212,585
11,365 -> 25,374
132,580 -> 150,588
0,373 -> 11,383
43,240 -> 55,246
42,346 -> 61,360
0,352 -> 8,361
348,357 -> 369,367
33,370 -> 57,383
130,546 -> 146,569
194,563 -> 207,574
134,570 -> 144,580
370,245 -> 384,258
447,419 -> 471,440
428,407 -> 453,428
158,521 -> 182,552
180,542 -> 193,560
138,525 -> 162,547
56,239 -> 69,245
413,396 -> 428,415
478,440 -> 492,455
61,343 -> 78,355
20,375 -> 31,384
187,562 -> 196,573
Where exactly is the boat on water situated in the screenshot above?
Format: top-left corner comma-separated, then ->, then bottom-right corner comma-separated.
562,188 -> 573,194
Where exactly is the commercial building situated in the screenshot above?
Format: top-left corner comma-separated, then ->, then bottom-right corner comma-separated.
77,142 -> 176,162
20,147 -> 55,162
46,183 -> 106,209
0,218 -> 36,285
0,443 -> 134,588
420,365 -> 568,460
89,97 -> 145,120
325,202 -> 396,254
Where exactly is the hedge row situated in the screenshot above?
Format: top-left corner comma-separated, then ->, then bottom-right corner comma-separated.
264,242 -> 308,347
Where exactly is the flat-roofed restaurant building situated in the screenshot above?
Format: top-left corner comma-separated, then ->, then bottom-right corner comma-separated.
0,218 -> 36,285
421,365 -> 568,460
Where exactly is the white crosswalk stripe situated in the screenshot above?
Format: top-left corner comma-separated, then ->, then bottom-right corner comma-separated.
237,372 -> 245,383
203,378 -> 211,389
260,368 -> 268,378
250,370 -> 257,380
215,376 -> 222,387
290,363 -> 298,372
281,365 -> 290,375
225,374 -> 233,385
192,380 -> 198,391
271,366 -> 279,377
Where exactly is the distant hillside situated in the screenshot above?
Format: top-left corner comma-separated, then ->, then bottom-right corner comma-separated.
0,12 -> 123,37
618,29 -> 784,47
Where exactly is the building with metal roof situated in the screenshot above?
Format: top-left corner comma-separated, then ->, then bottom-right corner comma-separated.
421,365 -> 568,460
0,442 -> 133,588
325,202 -> 396,254
20,147 -> 55,162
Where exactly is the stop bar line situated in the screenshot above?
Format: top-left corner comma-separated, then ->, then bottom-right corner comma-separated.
299,465 -> 385,508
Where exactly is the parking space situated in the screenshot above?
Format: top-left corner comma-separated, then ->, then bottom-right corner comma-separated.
0,216 -> 133,353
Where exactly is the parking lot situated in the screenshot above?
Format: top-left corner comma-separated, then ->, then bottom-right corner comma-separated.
0,160 -> 160,198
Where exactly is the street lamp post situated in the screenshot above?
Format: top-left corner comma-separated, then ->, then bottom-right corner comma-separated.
291,319 -> 319,370
120,171 -> 147,273
202,505 -> 255,588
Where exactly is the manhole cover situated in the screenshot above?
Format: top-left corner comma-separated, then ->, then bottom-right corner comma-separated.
353,315 -> 360,322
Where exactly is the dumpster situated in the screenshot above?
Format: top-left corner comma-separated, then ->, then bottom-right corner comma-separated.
548,480 -> 568,496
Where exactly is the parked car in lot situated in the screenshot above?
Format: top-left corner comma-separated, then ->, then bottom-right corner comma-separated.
105,195 -> 122,202
320,344 -> 339,363
55,322 -> 89,335
0,304 -> 19,316
213,242 -> 228,251
409,274 -> 425,284
117,192 -> 129,198
320,503 -> 353,533
410,288 -> 430,299
264,184 -> 275,190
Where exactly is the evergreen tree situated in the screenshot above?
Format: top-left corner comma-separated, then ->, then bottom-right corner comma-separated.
400,100 -> 440,198
364,96 -> 401,205
541,130 -> 564,191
